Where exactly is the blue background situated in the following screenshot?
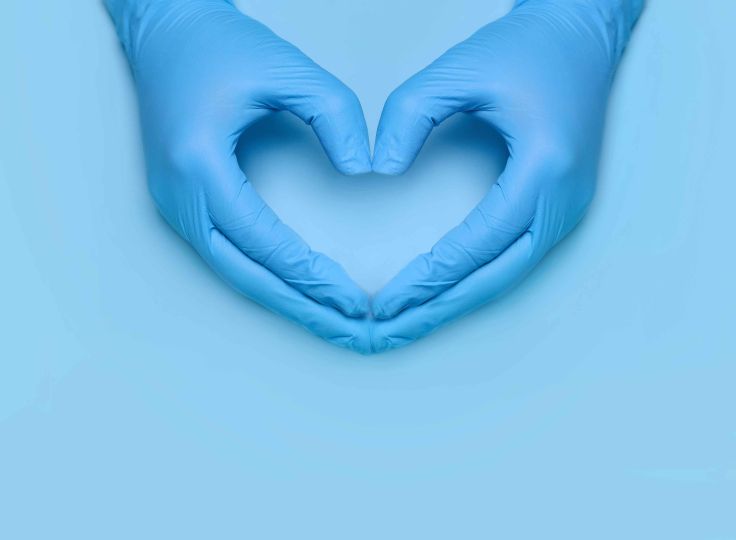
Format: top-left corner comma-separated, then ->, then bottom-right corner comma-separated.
1,0 -> 734,537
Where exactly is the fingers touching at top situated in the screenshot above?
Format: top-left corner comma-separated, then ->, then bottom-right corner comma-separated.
271,66 -> 373,175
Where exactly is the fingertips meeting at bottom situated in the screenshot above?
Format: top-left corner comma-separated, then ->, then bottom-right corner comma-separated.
197,224 -> 540,355
280,251 -> 371,318
202,228 -> 374,354
208,172 -> 369,318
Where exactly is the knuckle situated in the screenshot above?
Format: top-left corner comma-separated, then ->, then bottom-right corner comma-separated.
528,131 -> 582,181
387,84 -> 426,116
542,145 -> 579,179
163,129 -> 216,176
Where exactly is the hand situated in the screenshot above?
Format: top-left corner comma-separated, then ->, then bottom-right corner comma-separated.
105,0 -> 374,352
370,0 -> 644,349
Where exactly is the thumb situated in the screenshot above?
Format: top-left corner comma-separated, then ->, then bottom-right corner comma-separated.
372,70 -> 472,175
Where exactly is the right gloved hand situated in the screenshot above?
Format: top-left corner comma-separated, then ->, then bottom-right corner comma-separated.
104,0 -> 374,352
368,0 -> 644,350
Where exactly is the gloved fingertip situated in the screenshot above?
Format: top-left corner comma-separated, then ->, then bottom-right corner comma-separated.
327,284 -> 370,318
371,154 -> 410,176
345,295 -> 371,318
371,297 -> 402,320
353,342 -> 375,356
367,326 -> 400,354
330,143 -> 373,176
344,320 -> 375,355
371,160 -> 407,176
371,338 -> 392,355
339,156 -> 373,176
372,143 -> 411,176
371,307 -> 389,320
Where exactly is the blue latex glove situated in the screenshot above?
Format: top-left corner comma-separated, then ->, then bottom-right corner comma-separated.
105,0 -> 375,351
370,0 -> 644,349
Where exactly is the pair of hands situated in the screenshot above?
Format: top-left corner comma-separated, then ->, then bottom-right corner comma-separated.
105,0 -> 643,354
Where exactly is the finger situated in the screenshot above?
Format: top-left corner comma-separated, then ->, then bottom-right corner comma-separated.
270,61 -> 372,175
372,42 -> 492,176
371,231 -> 541,353
372,74 -> 460,175
204,157 -> 369,317
372,157 -> 537,319
200,227 -> 373,354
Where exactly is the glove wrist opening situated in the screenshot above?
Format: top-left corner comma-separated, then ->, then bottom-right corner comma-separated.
512,0 -> 644,65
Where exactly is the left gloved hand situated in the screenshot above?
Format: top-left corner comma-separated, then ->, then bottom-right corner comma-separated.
105,0 -> 375,352
369,0 -> 644,350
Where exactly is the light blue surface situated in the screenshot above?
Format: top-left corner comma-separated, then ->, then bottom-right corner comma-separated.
0,0 -> 734,537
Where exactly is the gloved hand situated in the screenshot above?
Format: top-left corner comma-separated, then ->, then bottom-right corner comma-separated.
104,0 -> 374,352
370,0 -> 644,349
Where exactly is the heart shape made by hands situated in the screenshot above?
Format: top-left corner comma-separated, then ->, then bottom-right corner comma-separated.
109,0 -> 641,353
237,113 -> 509,295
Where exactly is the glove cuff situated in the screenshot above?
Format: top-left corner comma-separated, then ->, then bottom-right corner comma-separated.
103,0 -> 234,61
513,0 -> 644,64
